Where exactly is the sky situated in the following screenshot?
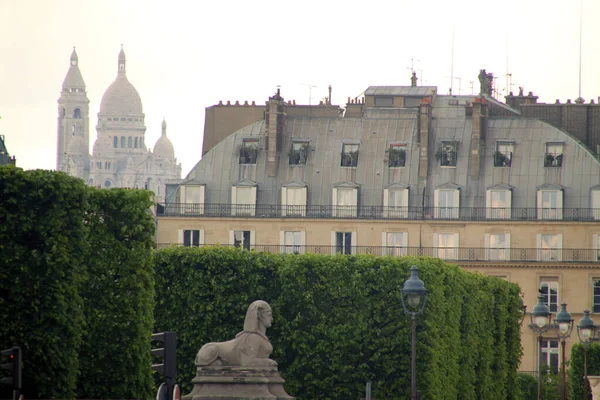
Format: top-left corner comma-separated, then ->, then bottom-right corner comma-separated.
1,0 -> 599,177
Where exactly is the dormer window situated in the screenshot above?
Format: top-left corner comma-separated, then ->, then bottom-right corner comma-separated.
494,142 -> 513,167
289,142 -> 309,165
544,143 -> 564,167
239,139 -> 259,164
374,96 -> 393,107
436,141 -> 458,167
537,183 -> 564,220
341,143 -> 359,167
388,144 -> 407,168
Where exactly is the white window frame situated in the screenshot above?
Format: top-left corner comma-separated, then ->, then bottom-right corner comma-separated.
229,230 -> 255,251
178,229 -> 204,247
434,232 -> 459,260
593,278 -> 600,313
486,189 -> 511,219
181,184 -> 205,215
537,189 -> 563,220
331,231 -> 356,255
484,233 -> 510,261
382,232 -> 408,256
434,188 -> 460,219
539,277 -> 559,313
231,183 -> 257,216
332,186 -> 358,218
536,233 -> 562,262
279,231 -> 306,254
281,185 -> 307,217
540,339 -> 560,373
383,186 -> 409,218
594,234 -> 600,262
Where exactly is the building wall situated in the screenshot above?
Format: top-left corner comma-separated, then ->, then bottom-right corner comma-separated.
203,103 -> 265,156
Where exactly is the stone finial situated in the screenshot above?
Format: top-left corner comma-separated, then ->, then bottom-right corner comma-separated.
411,71 -> 418,87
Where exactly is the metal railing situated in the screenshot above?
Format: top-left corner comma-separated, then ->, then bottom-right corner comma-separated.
156,203 -> 600,222
154,244 -> 600,263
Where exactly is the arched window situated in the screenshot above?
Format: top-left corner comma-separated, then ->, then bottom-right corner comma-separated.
113,137 -> 118,148
121,136 -> 125,147
104,180 -> 111,188
128,137 -> 132,148
134,137 -> 138,148
73,108 -> 81,119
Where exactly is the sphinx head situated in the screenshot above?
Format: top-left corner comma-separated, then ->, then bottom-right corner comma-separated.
243,300 -> 272,332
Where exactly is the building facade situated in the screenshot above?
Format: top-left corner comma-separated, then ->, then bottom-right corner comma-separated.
57,47 -> 181,200
156,80 -> 600,375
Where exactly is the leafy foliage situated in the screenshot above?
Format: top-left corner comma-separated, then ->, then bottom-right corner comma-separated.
569,342 -> 600,399
154,249 -> 523,400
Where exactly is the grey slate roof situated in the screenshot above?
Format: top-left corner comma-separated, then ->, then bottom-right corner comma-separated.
365,86 -> 437,97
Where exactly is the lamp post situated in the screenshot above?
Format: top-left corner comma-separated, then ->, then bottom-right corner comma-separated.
554,302 -> 574,400
530,294 -> 552,400
577,310 -> 597,400
401,265 -> 428,400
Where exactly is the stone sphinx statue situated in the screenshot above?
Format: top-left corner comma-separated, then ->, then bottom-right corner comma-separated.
183,300 -> 294,400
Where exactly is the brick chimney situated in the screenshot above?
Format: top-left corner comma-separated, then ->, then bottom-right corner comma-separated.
418,97 -> 431,179
469,97 -> 488,178
265,88 -> 287,176
505,87 -> 539,111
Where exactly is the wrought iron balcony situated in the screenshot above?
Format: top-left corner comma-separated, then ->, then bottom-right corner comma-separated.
155,243 -> 600,263
156,203 -> 600,222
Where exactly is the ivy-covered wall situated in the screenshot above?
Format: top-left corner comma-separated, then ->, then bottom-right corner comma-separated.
154,247 -> 523,400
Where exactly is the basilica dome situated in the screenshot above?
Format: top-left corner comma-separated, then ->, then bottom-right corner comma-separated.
153,119 -> 175,158
99,47 -> 143,115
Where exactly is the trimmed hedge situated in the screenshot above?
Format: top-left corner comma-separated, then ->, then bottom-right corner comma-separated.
569,342 -> 600,399
154,247 -> 523,400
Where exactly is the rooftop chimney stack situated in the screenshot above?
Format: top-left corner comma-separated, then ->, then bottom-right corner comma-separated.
411,72 -> 418,87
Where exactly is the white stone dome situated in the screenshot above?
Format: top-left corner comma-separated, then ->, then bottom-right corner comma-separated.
92,135 -> 113,156
153,119 -> 174,158
99,75 -> 143,115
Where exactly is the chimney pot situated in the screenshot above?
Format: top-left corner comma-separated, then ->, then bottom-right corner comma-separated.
252,100 -> 256,105
528,91 -> 533,96
227,100 -> 231,105
556,99 -> 560,104
218,100 -> 223,105
244,100 -> 249,105
235,100 -> 240,105
567,99 -> 572,104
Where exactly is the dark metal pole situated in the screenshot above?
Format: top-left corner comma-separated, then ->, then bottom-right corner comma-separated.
538,335 -> 542,400
411,315 -> 417,400
561,339 -> 566,400
584,346 -> 588,400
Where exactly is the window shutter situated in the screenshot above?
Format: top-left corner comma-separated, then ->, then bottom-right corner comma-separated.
351,232 -> 357,254
484,233 -> 490,260
402,188 -> 409,208
401,232 -> 408,248
592,191 -> 600,220
433,190 -> 440,218
453,190 -> 460,218
231,186 -> 237,216
250,231 -> 256,249
199,230 -> 205,246
537,190 -> 543,219
556,234 -> 563,261
178,229 -> 184,245
504,233 -> 511,260
536,234 -> 542,261
383,189 -> 389,208
433,233 -> 439,256
382,232 -> 387,247
229,230 -> 235,246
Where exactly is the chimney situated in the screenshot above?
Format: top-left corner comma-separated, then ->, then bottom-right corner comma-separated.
265,88 -> 286,176
418,98 -> 431,179
411,72 -> 418,87
469,97 -> 488,179
328,85 -> 332,105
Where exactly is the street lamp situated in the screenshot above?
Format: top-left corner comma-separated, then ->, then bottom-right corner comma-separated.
530,294 -> 552,400
577,310 -> 597,400
401,265 -> 428,400
553,302 -> 574,400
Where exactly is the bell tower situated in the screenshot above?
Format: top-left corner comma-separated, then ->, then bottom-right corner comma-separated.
57,47 -> 90,179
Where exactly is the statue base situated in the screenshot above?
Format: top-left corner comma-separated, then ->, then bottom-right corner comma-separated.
182,366 -> 295,400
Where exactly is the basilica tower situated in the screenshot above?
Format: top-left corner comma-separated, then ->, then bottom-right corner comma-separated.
57,47 -> 90,178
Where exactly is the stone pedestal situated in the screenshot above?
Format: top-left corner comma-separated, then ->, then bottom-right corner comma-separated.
182,366 -> 295,400
589,376 -> 600,400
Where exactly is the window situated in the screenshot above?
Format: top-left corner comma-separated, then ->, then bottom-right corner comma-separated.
104,162 -> 110,170
485,233 -> 510,260
434,232 -> 458,260
73,108 -> 82,119
281,183 -> 307,216
382,232 -> 407,256
537,186 -> 563,220
388,144 -> 407,168
239,139 -> 259,164
544,143 -> 564,167
537,234 -> 562,262
404,97 -> 421,108
341,143 -> 359,167
434,186 -> 460,218
539,279 -> 559,314
437,141 -> 458,167
383,184 -> 409,218
178,229 -> 203,247
96,161 -> 102,169
231,181 -> 257,216
494,142 -> 514,167
181,184 -> 205,215
540,340 -> 559,373
332,183 -> 358,217
113,136 -> 118,148
332,231 -> 355,255
280,231 -> 305,254
486,187 -> 512,219
289,142 -> 309,165
374,96 -> 393,107
231,230 -> 254,250
591,188 -> 600,220
593,279 -> 600,313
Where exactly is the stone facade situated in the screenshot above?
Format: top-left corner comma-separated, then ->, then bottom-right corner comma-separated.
57,47 -> 181,201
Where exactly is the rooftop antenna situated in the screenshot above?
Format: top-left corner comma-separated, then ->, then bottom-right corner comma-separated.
454,77 -> 462,95
301,83 -> 316,105
578,0 -> 583,100
449,25 -> 455,95
468,81 -> 474,95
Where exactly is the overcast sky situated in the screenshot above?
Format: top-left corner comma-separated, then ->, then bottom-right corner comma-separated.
1,0 -> 599,177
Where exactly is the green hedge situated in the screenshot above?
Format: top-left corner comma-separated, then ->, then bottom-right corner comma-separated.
154,248 -> 523,400
0,167 -> 156,399
569,342 -> 600,399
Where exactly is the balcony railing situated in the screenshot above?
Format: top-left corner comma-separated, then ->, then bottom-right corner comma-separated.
154,244 -> 600,263
156,203 -> 600,221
